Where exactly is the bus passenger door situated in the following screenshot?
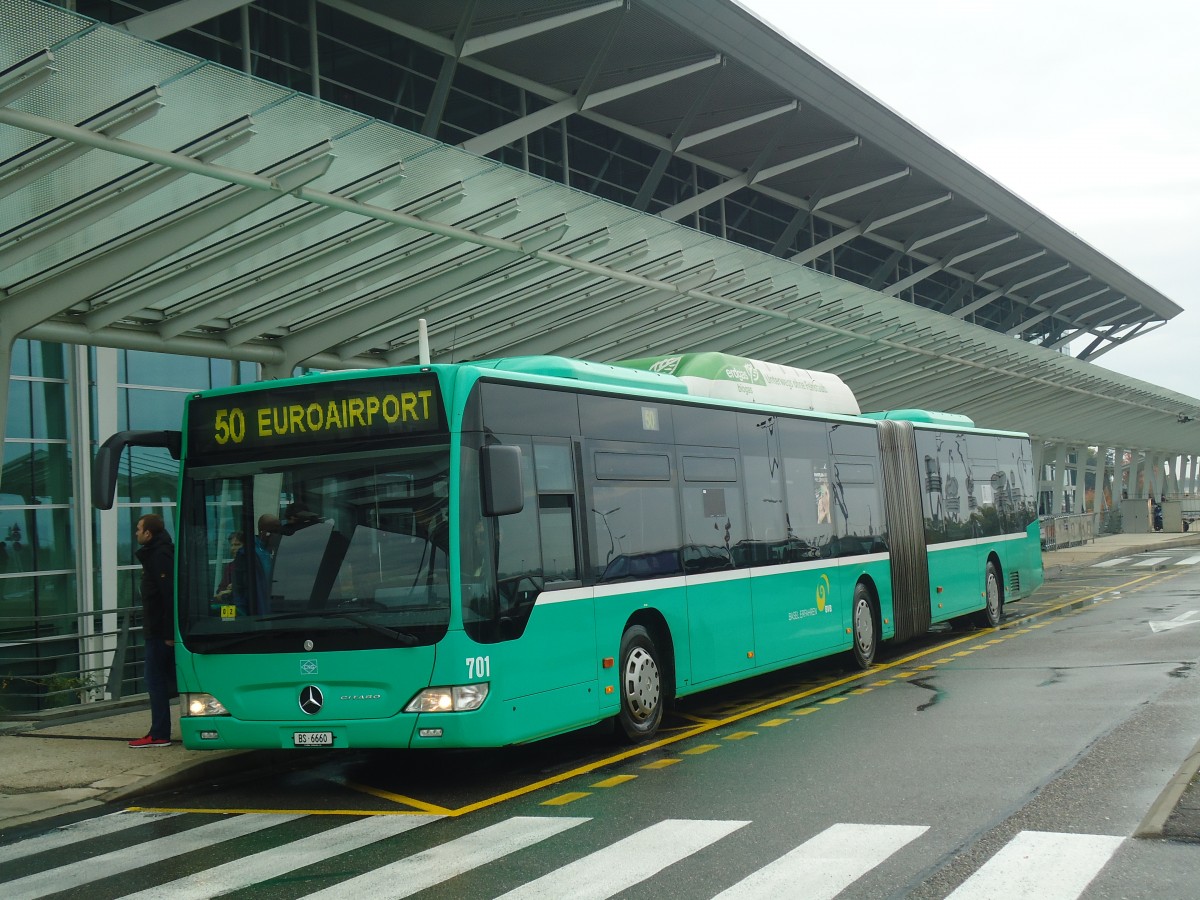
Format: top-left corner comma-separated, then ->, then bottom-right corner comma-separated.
679,449 -> 755,685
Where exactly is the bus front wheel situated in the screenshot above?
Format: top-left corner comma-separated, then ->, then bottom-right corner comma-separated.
850,583 -> 877,669
973,560 -> 1004,628
617,624 -> 663,742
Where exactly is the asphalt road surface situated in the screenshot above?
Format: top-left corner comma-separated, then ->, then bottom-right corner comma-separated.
2,560 -> 1198,898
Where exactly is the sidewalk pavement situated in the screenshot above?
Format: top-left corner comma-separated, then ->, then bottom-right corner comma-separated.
2,530 -> 1199,837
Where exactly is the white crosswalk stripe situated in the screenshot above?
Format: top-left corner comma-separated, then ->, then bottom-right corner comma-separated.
712,823 -> 928,899
121,814 -> 440,899
1132,556 -> 1167,566
301,814 -> 589,899
1091,557 -> 1131,567
4,813 -> 300,900
0,813 -> 1133,900
495,818 -> 749,899
946,830 -> 1124,899
0,810 -> 180,866
1175,554 -> 1200,565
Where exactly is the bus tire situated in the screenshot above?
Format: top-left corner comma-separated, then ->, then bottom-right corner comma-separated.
850,582 -> 878,669
974,560 -> 1004,628
617,624 -> 663,742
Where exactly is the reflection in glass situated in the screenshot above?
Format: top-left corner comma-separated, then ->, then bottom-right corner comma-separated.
181,445 -> 451,651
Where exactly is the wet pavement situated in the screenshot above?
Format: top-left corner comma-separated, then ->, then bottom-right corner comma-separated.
2,529 -> 1199,837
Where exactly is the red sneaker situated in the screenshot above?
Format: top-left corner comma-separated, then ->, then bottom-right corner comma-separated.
128,735 -> 172,748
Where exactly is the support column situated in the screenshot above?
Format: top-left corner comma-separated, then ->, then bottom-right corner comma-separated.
1070,446 -> 1086,514
95,347 -> 120,699
72,344 -> 100,702
1051,442 -> 1068,515
1130,452 -> 1145,499
1145,453 -> 1162,500
1094,446 -> 1110,513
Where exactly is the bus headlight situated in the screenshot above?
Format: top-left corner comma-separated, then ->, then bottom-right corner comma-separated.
183,693 -> 229,716
404,683 -> 489,713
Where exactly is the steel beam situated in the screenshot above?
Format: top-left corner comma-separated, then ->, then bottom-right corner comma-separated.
460,1 -> 623,57
462,54 -> 720,157
661,134 -> 855,222
117,0 -> 251,40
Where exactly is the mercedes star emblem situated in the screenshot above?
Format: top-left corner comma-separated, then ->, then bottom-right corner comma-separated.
299,685 -> 324,715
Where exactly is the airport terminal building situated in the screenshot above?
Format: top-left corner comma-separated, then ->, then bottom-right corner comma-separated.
2,0 -> 1198,710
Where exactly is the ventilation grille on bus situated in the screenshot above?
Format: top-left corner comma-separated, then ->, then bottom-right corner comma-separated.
1009,571 -> 1021,594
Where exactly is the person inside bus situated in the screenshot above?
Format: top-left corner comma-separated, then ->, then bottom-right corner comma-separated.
213,531 -> 245,610
251,514 -> 280,613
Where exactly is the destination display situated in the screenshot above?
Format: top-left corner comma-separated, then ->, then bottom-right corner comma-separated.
186,374 -> 444,460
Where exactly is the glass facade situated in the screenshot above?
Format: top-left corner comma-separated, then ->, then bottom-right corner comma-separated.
0,340 -> 256,712
1,341 -> 75,710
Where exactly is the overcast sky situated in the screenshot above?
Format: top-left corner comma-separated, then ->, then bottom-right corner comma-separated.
739,0 -> 1199,399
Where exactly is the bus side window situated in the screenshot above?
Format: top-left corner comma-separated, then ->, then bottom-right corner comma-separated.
779,418 -> 834,557
534,441 -> 580,587
495,438 -> 542,622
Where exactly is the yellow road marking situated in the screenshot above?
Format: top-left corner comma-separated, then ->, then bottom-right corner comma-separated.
682,744 -> 719,754
125,806 -> 433,816
641,758 -> 681,769
592,775 -> 637,787
674,713 -> 721,725
542,792 -> 590,806
758,718 -> 791,726
340,783 -> 454,815
723,731 -> 756,741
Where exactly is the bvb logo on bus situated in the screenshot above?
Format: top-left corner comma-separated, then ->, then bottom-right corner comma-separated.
816,573 -> 831,612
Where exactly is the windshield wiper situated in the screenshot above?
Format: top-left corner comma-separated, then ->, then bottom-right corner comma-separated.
252,608 -> 419,645
327,611 -> 418,645
192,632 -> 279,652
194,618 -> 417,650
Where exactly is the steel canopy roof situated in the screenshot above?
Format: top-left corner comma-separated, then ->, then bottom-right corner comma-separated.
1,0 -> 1198,459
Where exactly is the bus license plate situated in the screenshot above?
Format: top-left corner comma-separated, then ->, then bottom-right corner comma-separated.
293,731 -> 333,747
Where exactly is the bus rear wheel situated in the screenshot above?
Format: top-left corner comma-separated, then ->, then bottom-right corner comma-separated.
850,583 -> 877,669
973,560 -> 1004,628
617,624 -> 663,742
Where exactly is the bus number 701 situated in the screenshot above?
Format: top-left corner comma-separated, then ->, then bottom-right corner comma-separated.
466,656 -> 491,679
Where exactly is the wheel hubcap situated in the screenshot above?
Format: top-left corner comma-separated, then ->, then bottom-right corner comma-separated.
855,598 -> 874,655
987,572 -> 1000,617
623,647 -> 660,722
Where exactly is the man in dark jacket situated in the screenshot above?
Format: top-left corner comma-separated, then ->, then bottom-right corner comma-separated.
131,513 -> 176,747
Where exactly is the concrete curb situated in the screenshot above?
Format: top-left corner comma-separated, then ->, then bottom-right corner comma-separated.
1136,736 -> 1200,839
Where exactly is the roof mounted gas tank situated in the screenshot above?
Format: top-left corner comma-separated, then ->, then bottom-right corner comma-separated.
616,352 -> 860,415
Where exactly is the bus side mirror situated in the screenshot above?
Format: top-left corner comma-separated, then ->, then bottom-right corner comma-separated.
92,430 -> 182,510
481,444 -> 524,516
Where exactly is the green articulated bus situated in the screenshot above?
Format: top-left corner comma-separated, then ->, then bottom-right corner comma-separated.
94,352 -> 1042,750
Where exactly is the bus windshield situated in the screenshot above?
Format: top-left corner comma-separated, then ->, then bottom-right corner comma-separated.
179,444 -> 451,652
